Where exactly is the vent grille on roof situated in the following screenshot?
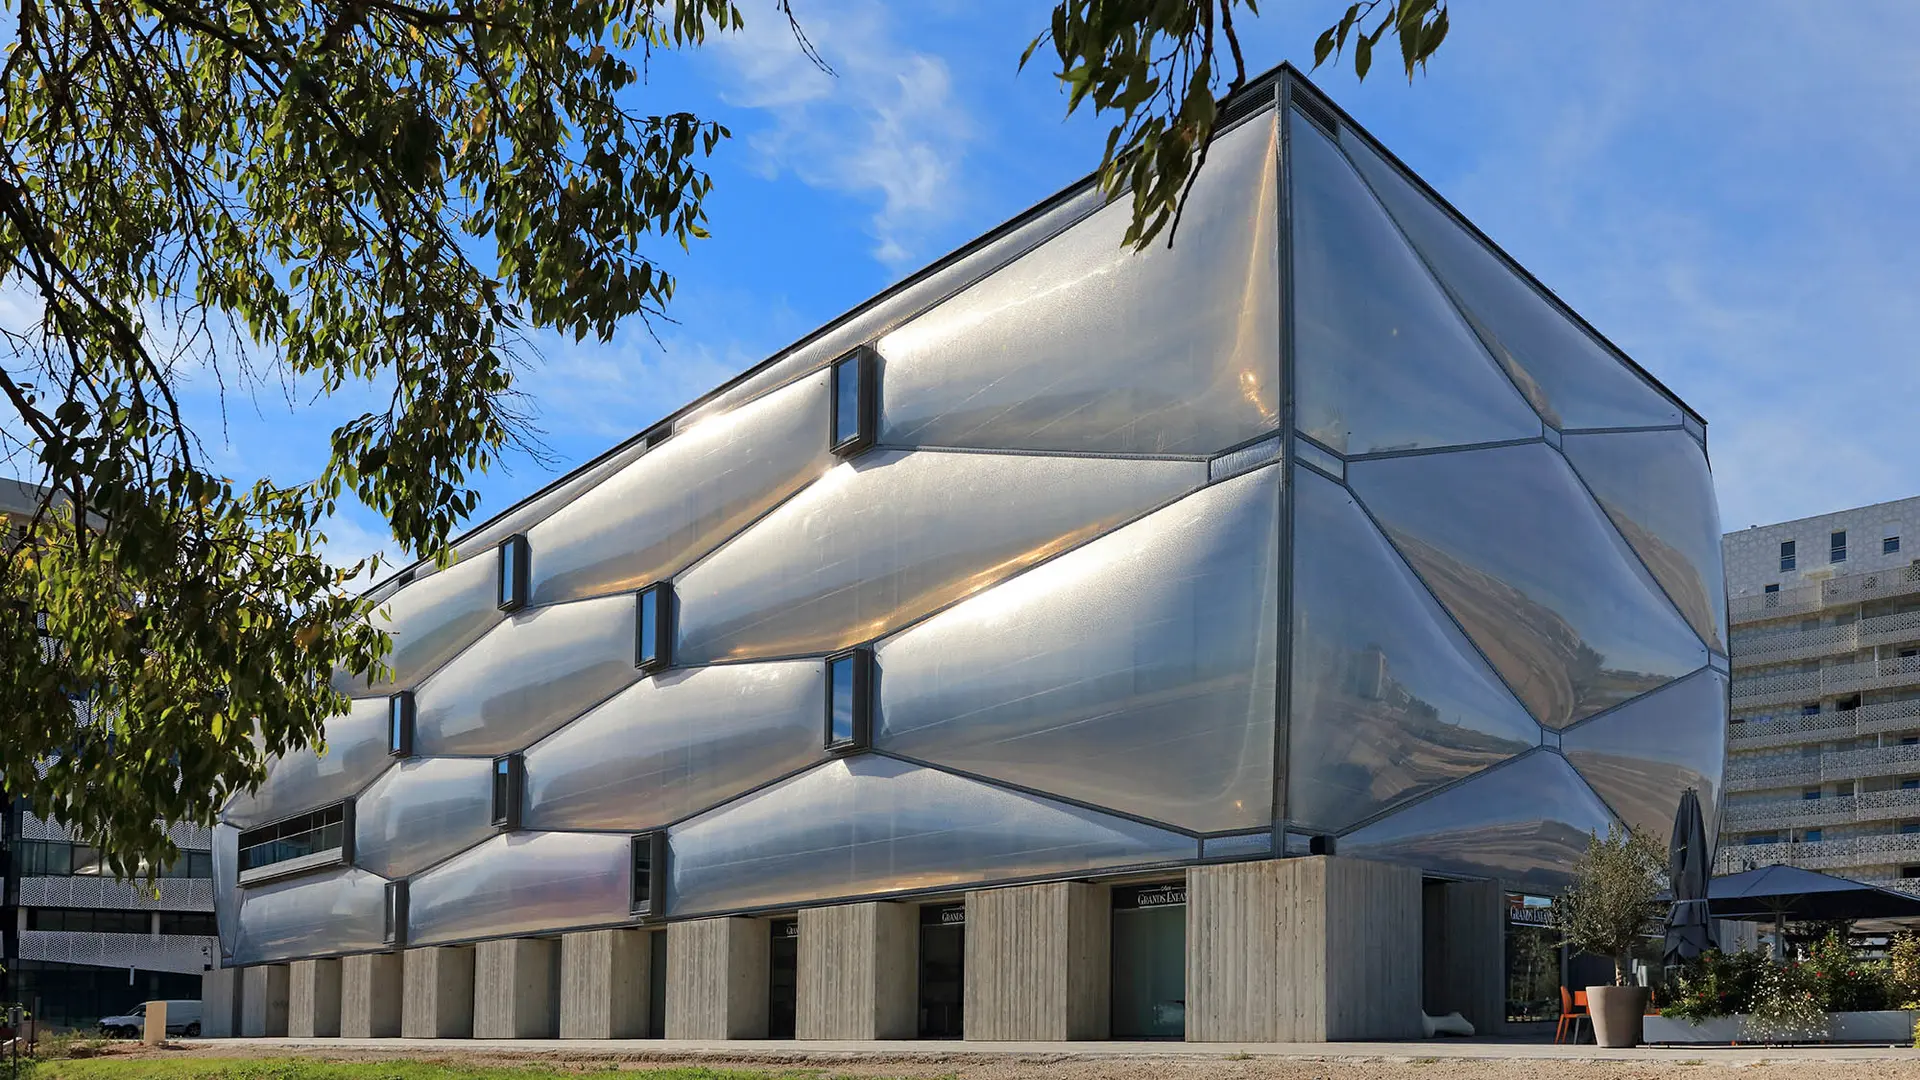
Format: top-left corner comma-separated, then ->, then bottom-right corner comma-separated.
1215,78 -> 1278,130
1289,87 -> 1341,138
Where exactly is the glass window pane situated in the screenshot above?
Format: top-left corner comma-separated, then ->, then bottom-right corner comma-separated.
878,111 -> 1279,456
189,852 -> 213,878
1338,128 -> 1680,432
828,656 -> 856,746
637,589 -> 660,668
498,538 -> 521,608
1561,669 -> 1727,841
354,757 -> 495,878
493,758 -> 512,822
1337,751 -> 1617,895
1348,443 -> 1708,728
523,660 -> 826,831
667,756 -> 1198,917
1560,429 -> 1727,652
526,371 -> 837,607
833,357 -> 862,448
1287,468 -> 1540,833
405,831 -> 634,946
675,451 -> 1205,665
1288,110 -> 1540,455
875,465 -> 1281,833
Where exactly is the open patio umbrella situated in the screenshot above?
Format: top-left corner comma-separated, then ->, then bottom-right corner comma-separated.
1663,787 -> 1716,964
1708,863 -> 1920,956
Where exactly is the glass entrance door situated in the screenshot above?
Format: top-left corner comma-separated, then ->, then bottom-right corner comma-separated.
768,917 -> 798,1038
918,904 -> 964,1038
1111,882 -> 1185,1039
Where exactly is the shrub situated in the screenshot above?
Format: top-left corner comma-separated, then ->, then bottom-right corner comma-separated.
1805,930 -> 1894,1013
1664,948 -> 1771,1024
1742,960 -> 1829,1044
1890,933 -> 1920,1009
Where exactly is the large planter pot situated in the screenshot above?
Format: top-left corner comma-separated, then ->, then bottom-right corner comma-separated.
1587,985 -> 1650,1047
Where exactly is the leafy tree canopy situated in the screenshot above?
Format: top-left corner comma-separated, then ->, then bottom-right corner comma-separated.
0,0 -> 1446,876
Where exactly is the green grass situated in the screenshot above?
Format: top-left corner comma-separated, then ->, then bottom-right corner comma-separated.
27,1062 -> 861,1080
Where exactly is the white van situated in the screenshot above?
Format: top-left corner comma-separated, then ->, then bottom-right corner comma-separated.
98,1000 -> 202,1038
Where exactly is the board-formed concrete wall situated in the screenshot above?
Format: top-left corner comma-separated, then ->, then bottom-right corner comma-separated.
240,964 -> 290,1037
964,881 -> 1110,1041
473,938 -> 559,1038
664,917 -> 769,1040
341,952 -> 404,1038
288,958 -> 342,1038
559,928 -> 652,1038
796,901 -> 918,1040
402,945 -> 475,1038
1422,878 -> 1504,1035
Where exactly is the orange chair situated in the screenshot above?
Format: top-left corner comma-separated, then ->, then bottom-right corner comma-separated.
1555,987 -> 1590,1044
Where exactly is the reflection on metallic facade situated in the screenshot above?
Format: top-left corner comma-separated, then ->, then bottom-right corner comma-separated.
215,68 -> 1723,969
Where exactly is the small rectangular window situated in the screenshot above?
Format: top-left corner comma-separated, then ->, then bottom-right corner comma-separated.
1832,530 -> 1848,564
492,754 -> 523,829
630,832 -> 666,917
384,881 -> 408,946
1765,583 -> 1780,594
498,534 -> 530,611
1804,829 -> 1824,842
1905,823 -> 1920,836
830,348 -> 875,455
825,647 -> 873,752
1780,540 -> 1796,572
1903,778 -> 1920,790
1803,788 -> 1822,800
388,691 -> 414,758
635,583 -> 673,673
1887,535 -> 1903,554
1904,865 -> 1920,879
1802,703 -> 1821,716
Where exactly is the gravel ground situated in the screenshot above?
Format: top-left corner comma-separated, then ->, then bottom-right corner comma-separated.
69,1040 -> 1920,1080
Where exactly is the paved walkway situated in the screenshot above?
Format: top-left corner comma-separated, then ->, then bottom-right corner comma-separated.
187,1035 -> 1920,1063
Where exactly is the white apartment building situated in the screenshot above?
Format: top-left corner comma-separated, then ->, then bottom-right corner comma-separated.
1721,495 -> 1920,889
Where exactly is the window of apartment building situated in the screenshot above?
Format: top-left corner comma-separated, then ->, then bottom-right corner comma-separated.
635,582 -> 673,673
825,647 -> 873,752
491,753 -> 524,829
830,347 -> 876,455
158,912 -> 218,936
26,908 -> 149,934
13,841 -> 108,877
384,881 -> 407,946
630,832 -> 666,917
237,803 -> 350,880
1904,778 -> 1920,790
497,533 -> 529,612
1832,530 -> 1848,564
1780,541 -> 1797,572
1803,829 -> 1824,842
388,691 -> 414,758
1903,823 -> 1920,835
1839,694 -> 1862,711
159,852 -> 214,878
1744,833 -> 1779,845
1889,534 -> 1904,556
1803,788 -> 1823,800
1802,703 -> 1822,716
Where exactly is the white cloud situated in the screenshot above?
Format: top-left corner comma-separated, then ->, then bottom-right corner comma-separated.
708,1 -> 975,271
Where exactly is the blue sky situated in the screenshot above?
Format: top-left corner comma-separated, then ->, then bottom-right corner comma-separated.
142,0 -> 1920,565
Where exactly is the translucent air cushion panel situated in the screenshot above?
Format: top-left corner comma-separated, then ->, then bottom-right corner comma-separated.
877,112 -> 1279,454
1288,469 -> 1541,832
1338,751 -> 1617,894
229,866 -> 388,965
407,831 -> 632,946
875,465 -> 1280,832
523,661 -> 827,831
1562,669 -> 1727,842
674,451 -> 1205,663
338,552 -> 501,693
527,372 -> 834,605
1338,129 -> 1679,431
1562,430 -> 1727,652
1288,111 -> 1539,455
352,757 -> 496,879
212,824 -> 239,961
413,594 -> 639,755
1349,444 -> 1707,728
667,756 -> 1198,916
219,697 -> 389,830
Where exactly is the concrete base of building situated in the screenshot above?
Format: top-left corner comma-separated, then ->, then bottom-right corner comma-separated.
342,952 -> 404,1038
665,917 -> 769,1040
240,964 -> 291,1038
200,966 -> 242,1038
1422,879 -> 1504,1036
560,929 -> 652,1039
796,901 -> 917,1040
474,939 -> 558,1039
403,946 -> 475,1039
965,881 -> 1111,1041
1187,855 -> 1423,1042
288,958 -> 343,1038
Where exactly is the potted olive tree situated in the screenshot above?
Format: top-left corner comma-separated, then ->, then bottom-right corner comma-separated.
1553,824 -> 1666,1047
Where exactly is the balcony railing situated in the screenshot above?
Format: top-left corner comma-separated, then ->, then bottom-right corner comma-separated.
1732,654 -> 1920,709
18,875 -> 213,911
1730,697 -> 1920,748
1715,830 -> 1920,875
1726,742 -> 1920,793
1732,562 -> 1920,625
16,930 -> 216,975
20,812 -> 211,850
1722,787 -> 1920,830
1733,608 -> 1920,667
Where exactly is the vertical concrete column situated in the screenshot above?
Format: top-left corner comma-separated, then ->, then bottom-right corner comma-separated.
200,966 -> 241,1038
559,928 -> 651,1038
288,958 -> 343,1038
1422,879 -> 1505,1036
1188,856 -> 1422,1042
964,881 -> 1110,1041
341,953 -> 404,1038
664,916 -> 769,1039
473,938 -> 559,1038
796,901 -> 918,1040
239,964 -> 290,1037
401,946 -> 475,1038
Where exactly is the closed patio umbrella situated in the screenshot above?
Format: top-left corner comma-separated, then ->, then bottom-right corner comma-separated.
1664,787 -> 1717,965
